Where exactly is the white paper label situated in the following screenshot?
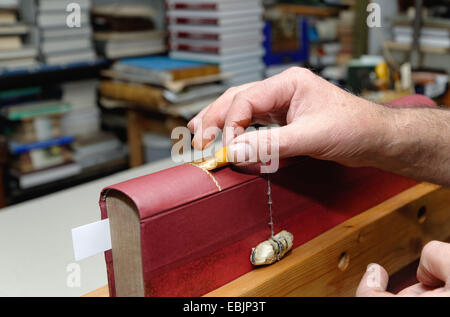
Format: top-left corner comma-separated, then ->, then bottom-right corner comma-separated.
72,219 -> 111,261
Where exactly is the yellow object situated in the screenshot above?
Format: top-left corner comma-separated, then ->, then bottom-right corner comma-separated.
190,147 -> 229,171
375,61 -> 390,82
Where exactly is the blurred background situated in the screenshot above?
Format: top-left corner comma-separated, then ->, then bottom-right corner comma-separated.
0,0 -> 449,207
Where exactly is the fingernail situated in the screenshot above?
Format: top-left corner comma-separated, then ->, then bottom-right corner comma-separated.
366,263 -> 378,271
234,127 -> 245,138
227,142 -> 255,163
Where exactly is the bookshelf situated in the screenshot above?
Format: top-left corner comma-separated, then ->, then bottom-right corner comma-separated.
384,41 -> 450,55
0,59 -> 110,90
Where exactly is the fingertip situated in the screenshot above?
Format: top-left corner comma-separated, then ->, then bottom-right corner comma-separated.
356,263 -> 391,297
416,240 -> 450,288
188,117 -> 201,133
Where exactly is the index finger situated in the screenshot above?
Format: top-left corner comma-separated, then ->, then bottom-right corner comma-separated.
222,67 -> 305,145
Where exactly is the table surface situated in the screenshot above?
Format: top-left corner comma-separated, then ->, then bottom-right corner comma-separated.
0,158 -> 177,296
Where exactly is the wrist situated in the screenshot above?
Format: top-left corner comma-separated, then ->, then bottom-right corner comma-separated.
366,105 -> 428,174
357,102 -> 404,169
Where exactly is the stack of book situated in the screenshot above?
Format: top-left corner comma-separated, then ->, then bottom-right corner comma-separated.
99,56 -> 227,120
20,0 -> 97,65
60,79 -> 129,172
61,80 -> 101,137
392,19 -> 450,49
0,0 -> 38,70
92,4 -> 165,59
0,85 -> 82,189
71,131 -> 128,171
166,0 -> 265,87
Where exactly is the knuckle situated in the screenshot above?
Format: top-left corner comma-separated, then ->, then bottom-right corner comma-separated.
286,66 -> 310,75
224,86 -> 240,96
233,91 -> 248,103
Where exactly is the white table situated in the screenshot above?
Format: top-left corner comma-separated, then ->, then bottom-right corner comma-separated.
0,158 -> 177,296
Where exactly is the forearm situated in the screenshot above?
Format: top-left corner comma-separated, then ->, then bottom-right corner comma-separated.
370,105 -> 450,186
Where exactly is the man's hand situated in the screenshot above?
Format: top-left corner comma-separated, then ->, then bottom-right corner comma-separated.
188,67 -> 450,186
356,241 -> 450,297
188,67 -> 388,167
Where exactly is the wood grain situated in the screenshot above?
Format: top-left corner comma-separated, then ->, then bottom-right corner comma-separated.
206,183 -> 450,296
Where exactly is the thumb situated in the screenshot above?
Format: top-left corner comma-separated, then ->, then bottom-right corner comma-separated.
356,263 -> 393,297
416,240 -> 450,288
226,125 -> 301,172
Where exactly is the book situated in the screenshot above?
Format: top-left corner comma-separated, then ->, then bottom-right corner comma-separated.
91,5 -> 156,19
10,115 -> 65,144
2,100 -> 71,120
75,146 -> 128,170
162,83 -> 226,103
0,23 -> 28,36
12,145 -> 73,173
9,135 -> 74,155
92,6 -> 156,33
166,0 -> 262,11
0,0 -> 18,10
0,86 -> 61,107
44,49 -> 96,65
41,27 -> 92,40
169,42 -> 263,55
99,80 -> 166,109
62,108 -> 100,137
72,132 -> 128,170
167,22 -> 264,35
166,15 -> 261,27
100,157 -> 418,296
94,30 -> 163,42
95,37 -> 165,59
0,8 -> 17,25
10,161 -> 81,189
72,132 -> 122,159
101,68 -> 227,93
0,57 -> 38,70
41,36 -> 92,55
166,8 -> 263,20
113,56 -> 221,83
0,46 -> 37,60
37,12 -> 90,29
37,0 -> 91,12
169,30 -> 263,44
169,47 -> 265,63
62,80 -> 98,108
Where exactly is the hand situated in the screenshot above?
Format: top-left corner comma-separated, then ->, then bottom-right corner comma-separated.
188,67 -> 389,167
356,240 -> 450,297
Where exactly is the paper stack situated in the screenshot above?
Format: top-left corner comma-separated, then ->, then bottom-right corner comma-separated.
20,0 -> 96,65
167,0 -> 265,87
0,0 -> 38,70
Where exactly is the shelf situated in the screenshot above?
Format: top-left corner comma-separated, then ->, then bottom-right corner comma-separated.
0,59 -> 111,90
6,158 -> 129,206
384,41 -> 450,55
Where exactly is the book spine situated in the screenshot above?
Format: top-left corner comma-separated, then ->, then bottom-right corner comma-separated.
99,81 -> 166,108
169,64 -> 220,81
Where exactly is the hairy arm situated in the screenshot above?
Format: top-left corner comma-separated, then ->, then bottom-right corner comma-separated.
372,105 -> 450,186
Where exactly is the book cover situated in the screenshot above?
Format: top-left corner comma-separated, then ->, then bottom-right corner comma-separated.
114,56 -> 220,82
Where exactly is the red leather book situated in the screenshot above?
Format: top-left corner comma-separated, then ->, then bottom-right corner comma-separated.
100,95 -> 436,297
